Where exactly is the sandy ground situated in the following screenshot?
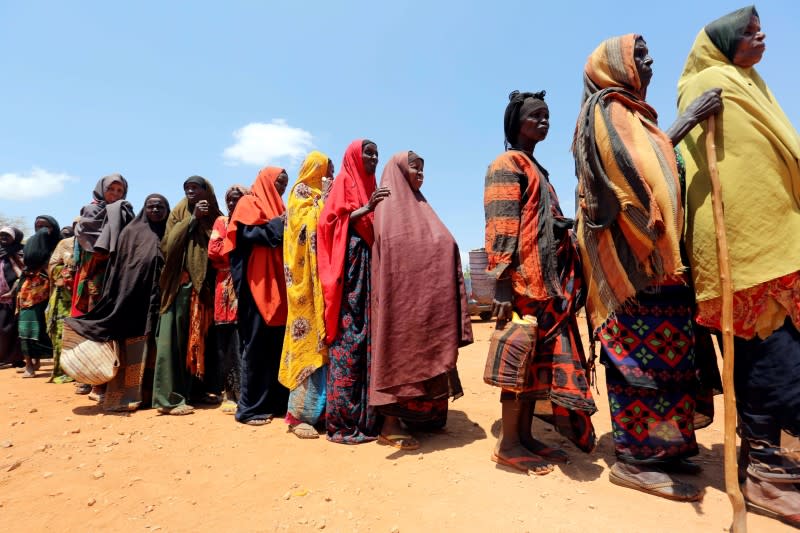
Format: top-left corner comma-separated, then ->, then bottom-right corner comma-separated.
0,319 -> 792,533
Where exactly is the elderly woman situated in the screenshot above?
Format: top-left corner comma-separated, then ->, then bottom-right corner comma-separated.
46,221 -> 77,383
17,216 -> 61,377
485,92 -> 597,475
573,35 -> 721,501
223,167 -> 289,425
370,151 -> 473,450
678,6 -> 800,524
152,176 -> 222,415
208,185 -> 249,413
66,194 -> 170,411
0,227 -> 24,369
72,174 -> 134,316
318,139 -> 388,444
279,152 -> 333,438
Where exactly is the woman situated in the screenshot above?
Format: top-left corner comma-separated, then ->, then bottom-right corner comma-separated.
72,174 -> 134,316
223,167 -> 289,425
318,139 -> 389,444
65,195 -> 170,411
485,92 -> 596,475
678,6 -> 800,524
279,151 -> 333,438
46,222 -> 77,383
152,176 -> 222,415
573,35 -> 721,501
208,185 -> 249,413
0,227 -> 24,369
370,151 -> 473,450
17,216 -> 61,377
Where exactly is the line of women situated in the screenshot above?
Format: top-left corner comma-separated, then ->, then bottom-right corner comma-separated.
1,140 -> 471,454
482,4 -> 800,528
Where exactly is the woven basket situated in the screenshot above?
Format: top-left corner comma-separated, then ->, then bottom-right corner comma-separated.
60,322 -> 119,385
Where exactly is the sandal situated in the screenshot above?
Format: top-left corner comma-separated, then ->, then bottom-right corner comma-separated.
491,452 -> 554,476
157,404 -> 195,416
220,400 -> 237,415
609,462 -> 703,502
528,440 -> 570,463
21,368 -> 36,378
198,392 -> 222,405
74,383 -> 92,395
244,418 -> 271,426
378,434 -> 420,451
289,422 -> 320,439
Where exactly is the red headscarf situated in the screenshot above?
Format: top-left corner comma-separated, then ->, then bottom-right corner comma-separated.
317,139 -> 377,343
222,166 -> 288,325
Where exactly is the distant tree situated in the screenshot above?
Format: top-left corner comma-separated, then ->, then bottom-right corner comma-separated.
0,213 -> 30,236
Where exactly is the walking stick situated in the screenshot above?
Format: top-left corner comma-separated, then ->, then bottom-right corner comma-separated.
705,115 -> 747,532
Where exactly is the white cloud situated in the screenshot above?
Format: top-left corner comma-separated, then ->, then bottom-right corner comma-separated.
223,119 -> 313,166
0,167 -> 78,200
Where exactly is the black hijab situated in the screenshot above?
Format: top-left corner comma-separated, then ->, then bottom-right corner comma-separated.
705,5 -> 759,62
23,216 -> 61,271
66,194 -> 171,341
503,90 -> 547,149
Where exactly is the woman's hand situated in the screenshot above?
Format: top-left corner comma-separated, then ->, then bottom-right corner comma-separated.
366,187 -> 391,211
492,277 -> 514,323
685,88 -> 723,123
193,200 -> 210,218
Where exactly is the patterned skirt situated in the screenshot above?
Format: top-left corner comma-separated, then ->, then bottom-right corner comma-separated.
598,282 -> 700,463
325,233 -> 379,444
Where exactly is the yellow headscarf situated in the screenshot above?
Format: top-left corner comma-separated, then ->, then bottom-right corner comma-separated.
678,29 -> 800,301
278,151 -> 330,390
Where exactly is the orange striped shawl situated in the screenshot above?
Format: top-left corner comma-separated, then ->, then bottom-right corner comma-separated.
573,34 -> 685,330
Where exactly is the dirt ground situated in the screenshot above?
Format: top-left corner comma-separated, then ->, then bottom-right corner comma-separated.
0,319 -> 792,532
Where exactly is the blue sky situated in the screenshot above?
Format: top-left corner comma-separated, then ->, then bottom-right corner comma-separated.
1,1 -> 797,259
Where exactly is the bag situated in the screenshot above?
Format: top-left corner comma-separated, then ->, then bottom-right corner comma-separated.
60,322 -> 119,385
483,313 -> 537,391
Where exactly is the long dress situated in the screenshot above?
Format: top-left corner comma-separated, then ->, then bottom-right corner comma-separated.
279,151 -> 330,427
370,151 -> 473,431
66,195 -> 169,411
152,180 -> 221,409
678,10 -> 800,480
574,34 -> 706,463
485,150 -> 597,452
46,237 -> 76,382
0,228 -> 24,367
318,139 -> 381,444
224,167 -> 289,423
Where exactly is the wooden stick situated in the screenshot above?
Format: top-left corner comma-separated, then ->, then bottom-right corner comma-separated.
705,115 -> 747,532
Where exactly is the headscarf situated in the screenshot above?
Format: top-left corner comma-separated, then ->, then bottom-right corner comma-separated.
222,167 -> 287,325
159,176 -> 223,311
369,151 -> 473,405
504,90 -> 547,149
279,151 -> 330,390
317,139 -> 377,343
225,185 -> 249,203
0,227 -> 23,259
22,216 -> 61,271
66,194 -> 171,341
573,34 -> 685,329
705,5 -> 759,62
677,12 -> 800,302
74,173 -> 135,254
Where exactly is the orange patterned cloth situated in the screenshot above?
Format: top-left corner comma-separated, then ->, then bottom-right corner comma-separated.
696,271 -> 800,340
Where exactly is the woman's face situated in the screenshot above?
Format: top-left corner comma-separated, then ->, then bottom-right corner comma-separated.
104,181 -> 125,203
634,38 -> 654,92
184,182 -> 207,204
518,104 -> 550,144
274,172 -> 289,196
34,218 -> 53,233
226,191 -> 243,215
145,197 -> 168,223
733,15 -> 766,68
362,143 -> 379,175
326,160 -> 335,179
406,158 -> 424,191
0,233 -> 12,246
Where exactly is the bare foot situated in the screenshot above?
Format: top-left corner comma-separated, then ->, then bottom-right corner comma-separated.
743,476 -> 800,527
